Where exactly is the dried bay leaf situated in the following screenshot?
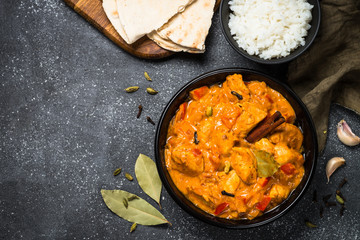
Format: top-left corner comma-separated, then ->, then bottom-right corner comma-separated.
135,154 -> 162,207
101,189 -> 170,225
254,150 -> 279,178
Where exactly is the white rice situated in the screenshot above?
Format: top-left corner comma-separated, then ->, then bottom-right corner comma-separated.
228,0 -> 313,60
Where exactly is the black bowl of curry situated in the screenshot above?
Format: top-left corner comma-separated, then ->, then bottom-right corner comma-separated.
155,69 -> 317,228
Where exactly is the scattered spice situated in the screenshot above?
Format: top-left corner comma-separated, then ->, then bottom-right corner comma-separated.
128,195 -> 139,201
336,194 -> 345,205
130,222 -> 137,232
338,178 -> 348,189
231,91 -> 243,100
323,130 -> 327,134
312,190 -> 317,203
305,220 -> 317,228
224,161 -> 231,174
221,190 -> 235,197
125,173 -> 134,181
194,131 -> 199,145
146,116 -> 155,125
340,205 -> 346,216
322,194 -> 332,203
246,111 -> 285,143
205,106 -> 213,117
325,201 -> 337,207
146,87 -> 158,95
326,157 -> 346,183
125,86 -> 139,93
123,198 -> 129,208
144,72 -> 152,81
137,105 -> 143,118
113,168 -> 122,176
336,190 -> 346,202
319,206 -> 324,218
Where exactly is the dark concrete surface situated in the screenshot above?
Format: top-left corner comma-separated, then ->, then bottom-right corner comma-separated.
1,1 -> 359,239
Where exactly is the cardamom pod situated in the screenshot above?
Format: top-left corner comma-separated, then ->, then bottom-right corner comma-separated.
125,86 -> 139,93
123,198 -> 128,208
205,106 -> 213,117
305,220 -> 317,228
144,72 -> 152,81
125,173 -> 134,181
113,168 -> 122,176
146,87 -> 158,95
336,194 -> 345,205
130,223 -> 137,233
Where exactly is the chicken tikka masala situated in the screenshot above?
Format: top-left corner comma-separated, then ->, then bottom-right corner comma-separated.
165,74 -> 304,220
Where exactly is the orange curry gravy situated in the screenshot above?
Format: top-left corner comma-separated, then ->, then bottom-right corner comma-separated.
165,74 -> 305,220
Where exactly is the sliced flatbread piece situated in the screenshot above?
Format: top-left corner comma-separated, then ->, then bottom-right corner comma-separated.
147,31 -> 204,53
116,0 -> 194,44
102,0 -> 129,43
156,0 -> 216,51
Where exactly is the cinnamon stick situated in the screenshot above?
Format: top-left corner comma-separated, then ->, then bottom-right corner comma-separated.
246,111 -> 285,143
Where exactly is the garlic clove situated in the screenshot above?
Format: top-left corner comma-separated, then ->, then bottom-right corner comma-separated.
337,119 -> 360,146
326,157 -> 345,183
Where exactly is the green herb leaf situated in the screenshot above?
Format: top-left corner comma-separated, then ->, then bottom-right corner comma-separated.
135,154 -> 162,207
101,189 -> 170,225
254,150 -> 279,178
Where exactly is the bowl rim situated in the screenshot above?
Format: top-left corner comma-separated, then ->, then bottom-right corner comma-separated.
154,68 -> 318,228
219,0 -> 321,64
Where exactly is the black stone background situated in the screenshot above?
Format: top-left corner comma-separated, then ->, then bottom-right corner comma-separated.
1,1 -> 359,239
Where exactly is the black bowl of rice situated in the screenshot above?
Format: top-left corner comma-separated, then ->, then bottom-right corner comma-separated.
220,0 -> 321,64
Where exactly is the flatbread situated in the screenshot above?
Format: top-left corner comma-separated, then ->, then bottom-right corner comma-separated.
147,31 -> 204,53
116,0 -> 194,44
102,0 -> 129,43
156,0 -> 216,50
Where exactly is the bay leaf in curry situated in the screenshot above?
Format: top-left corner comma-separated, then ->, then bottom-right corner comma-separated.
253,150 -> 279,178
135,154 -> 162,206
100,189 -> 170,225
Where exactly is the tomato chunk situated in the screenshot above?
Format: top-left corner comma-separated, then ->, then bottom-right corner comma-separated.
191,86 -> 209,100
192,149 -> 202,156
256,196 -> 271,211
179,102 -> 187,120
214,202 -> 229,215
280,163 -> 296,175
258,177 -> 271,187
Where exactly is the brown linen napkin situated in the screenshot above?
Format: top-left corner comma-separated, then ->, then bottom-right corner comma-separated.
288,0 -> 360,151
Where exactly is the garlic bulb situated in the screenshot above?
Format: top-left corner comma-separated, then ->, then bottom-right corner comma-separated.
337,119 -> 360,146
326,157 -> 345,183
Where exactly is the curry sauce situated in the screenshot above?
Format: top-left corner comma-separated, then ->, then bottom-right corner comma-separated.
165,74 -> 304,220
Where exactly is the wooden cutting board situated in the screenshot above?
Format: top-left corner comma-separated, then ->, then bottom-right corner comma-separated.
63,0 -> 220,59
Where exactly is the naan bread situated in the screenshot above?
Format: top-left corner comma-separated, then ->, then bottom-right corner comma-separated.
148,31 -> 204,53
116,0 -> 194,44
102,0 -> 129,43
156,0 -> 216,51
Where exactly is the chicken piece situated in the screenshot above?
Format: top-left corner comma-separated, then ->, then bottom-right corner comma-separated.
171,145 -> 204,175
268,123 -> 303,151
197,118 -> 214,143
214,102 -> 242,129
268,184 -> 291,203
232,102 -> 267,137
223,74 -> 251,102
212,131 -> 235,156
274,143 -> 304,166
246,81 -> 272,111
231,148 -> 257,185
253,138 -> 275,155
267,88 -> 296,124
223,170 -> 241,194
